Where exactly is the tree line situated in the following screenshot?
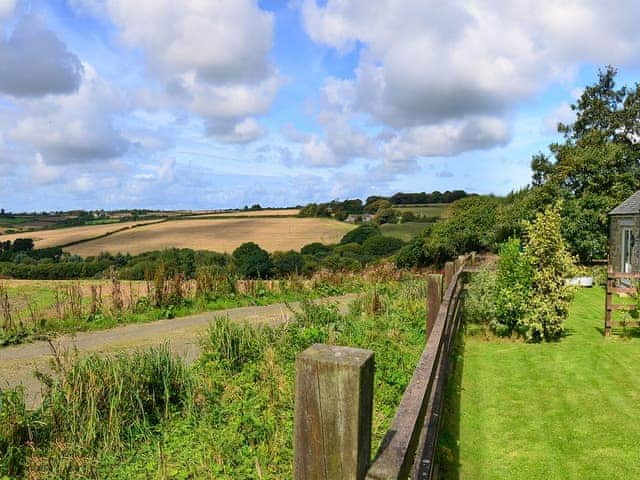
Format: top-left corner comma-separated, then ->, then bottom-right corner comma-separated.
297,190 -> 471,221
397,66 -> 640,267
0,225 -> 406,280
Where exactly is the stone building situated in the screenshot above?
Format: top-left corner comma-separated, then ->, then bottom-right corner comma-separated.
609,191 -> 640,273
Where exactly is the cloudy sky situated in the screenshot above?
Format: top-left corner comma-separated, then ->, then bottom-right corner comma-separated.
0,0 -> 639,211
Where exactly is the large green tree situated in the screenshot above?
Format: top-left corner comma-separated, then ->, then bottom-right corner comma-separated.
531,66 -> 640,261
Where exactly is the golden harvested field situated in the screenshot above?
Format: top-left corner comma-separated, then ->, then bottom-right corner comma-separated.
66,217 -> 354,256
0,220 -> 162,249
200,208 -> 300,217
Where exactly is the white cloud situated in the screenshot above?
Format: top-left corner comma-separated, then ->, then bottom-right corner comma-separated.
301,0 -> 640,167
300,136 -> 338,167
32,153 -> 62,185
0,15 -> 83,97
77,0 -> 280,144
207,117 -> 266,144
8,63 -> 129,164
68,174 -> 95,193
381,117 -> 510,171
0,0 -> 14,19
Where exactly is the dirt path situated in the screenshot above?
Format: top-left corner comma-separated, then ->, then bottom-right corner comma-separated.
0,294 -> 358,408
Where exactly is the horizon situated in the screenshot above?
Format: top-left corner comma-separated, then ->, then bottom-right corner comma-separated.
1,1 -> 640,211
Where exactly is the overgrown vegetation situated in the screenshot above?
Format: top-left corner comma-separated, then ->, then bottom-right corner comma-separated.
464,204 -> 576,342
0,279 -> 429,478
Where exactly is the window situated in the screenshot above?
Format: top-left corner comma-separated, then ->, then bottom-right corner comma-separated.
622,227 -> 634,273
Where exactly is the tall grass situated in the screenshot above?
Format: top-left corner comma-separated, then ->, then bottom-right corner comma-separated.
37,344 -> 194,451
0,386 -> 44,477
0,344 -> 195,478
202,317 -> 275,372
3,278 -> 430,478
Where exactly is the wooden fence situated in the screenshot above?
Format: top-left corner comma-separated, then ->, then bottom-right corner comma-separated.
294,254 -> 472,480
604,270 -> 640,336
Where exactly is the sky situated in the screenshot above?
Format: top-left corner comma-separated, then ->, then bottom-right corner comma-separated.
1,0 -> 640,212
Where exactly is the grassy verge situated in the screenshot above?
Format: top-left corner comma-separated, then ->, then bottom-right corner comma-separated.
439,286 -> 640,479
0,278 -> 357,347
0,279 -> 429,479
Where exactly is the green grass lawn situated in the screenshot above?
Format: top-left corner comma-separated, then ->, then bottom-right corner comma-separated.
440,286 -> 640,479
381,222 -> 429,241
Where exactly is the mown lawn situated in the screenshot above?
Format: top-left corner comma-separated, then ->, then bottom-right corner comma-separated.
440,286 -> 640,479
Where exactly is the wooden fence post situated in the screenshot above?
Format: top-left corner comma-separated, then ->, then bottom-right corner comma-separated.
605,268 -> 612,337
294,344 -> 374,480
443,262 -> 454,293
426,274 -> 442,338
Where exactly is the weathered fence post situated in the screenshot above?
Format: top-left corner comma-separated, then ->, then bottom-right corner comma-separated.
470,251 -> 477,266
443,262 -> 454,293
605,267 -> 612,337
294,344 -> 374,480
426,274 -> 442,338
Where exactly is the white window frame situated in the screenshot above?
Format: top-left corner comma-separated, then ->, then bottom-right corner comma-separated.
621,227 -> 634,273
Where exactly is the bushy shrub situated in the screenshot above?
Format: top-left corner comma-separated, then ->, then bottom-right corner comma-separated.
492,239 -> 532,336
473,205 -> 576,342
340,224 -> 381,245
520,203 -> 576,341
300,242 -> 333,257
271,250 -> 304,277
333,242 -> 363,257
363,199 -> 392,213
362,235 -> 403,257
463,269 -> 497,324
375,208 -> 399,225
423,195 -> 502,266
395,234 -> 430,268
232,242 -> 272,279
321,254 -> 361,272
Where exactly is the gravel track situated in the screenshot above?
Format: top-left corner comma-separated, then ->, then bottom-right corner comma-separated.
0,294 -> 357,408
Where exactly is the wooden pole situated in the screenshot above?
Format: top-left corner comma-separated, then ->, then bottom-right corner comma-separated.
294,344 -> 374,480
605,269 -> 612,337
443,262 -> 454,293
426,274 -> 442,338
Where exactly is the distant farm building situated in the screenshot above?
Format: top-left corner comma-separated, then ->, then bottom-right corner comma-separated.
345,213 -> 374,224
609,191 -> 640,273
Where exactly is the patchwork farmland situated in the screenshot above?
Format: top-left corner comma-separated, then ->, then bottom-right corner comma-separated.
0,219 -> 163,249
64,217 -> 354,256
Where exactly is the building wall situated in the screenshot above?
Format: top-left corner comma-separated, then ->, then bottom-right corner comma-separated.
609,215 -> 640,272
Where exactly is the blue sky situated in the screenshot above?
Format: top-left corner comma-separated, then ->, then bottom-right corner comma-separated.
1,0 -> 640,211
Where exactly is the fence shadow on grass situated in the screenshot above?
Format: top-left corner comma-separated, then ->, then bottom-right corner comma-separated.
435,331 -> 465,480
596,326 -> 640,338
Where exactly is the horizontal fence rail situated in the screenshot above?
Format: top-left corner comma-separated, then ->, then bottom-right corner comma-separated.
605,270 -> 640,336
294,254 -> 473,480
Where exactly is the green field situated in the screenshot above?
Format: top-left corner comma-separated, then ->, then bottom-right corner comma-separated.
381,222 -> 429,241
440,287 -> 640,479
393,203 -> 450,217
